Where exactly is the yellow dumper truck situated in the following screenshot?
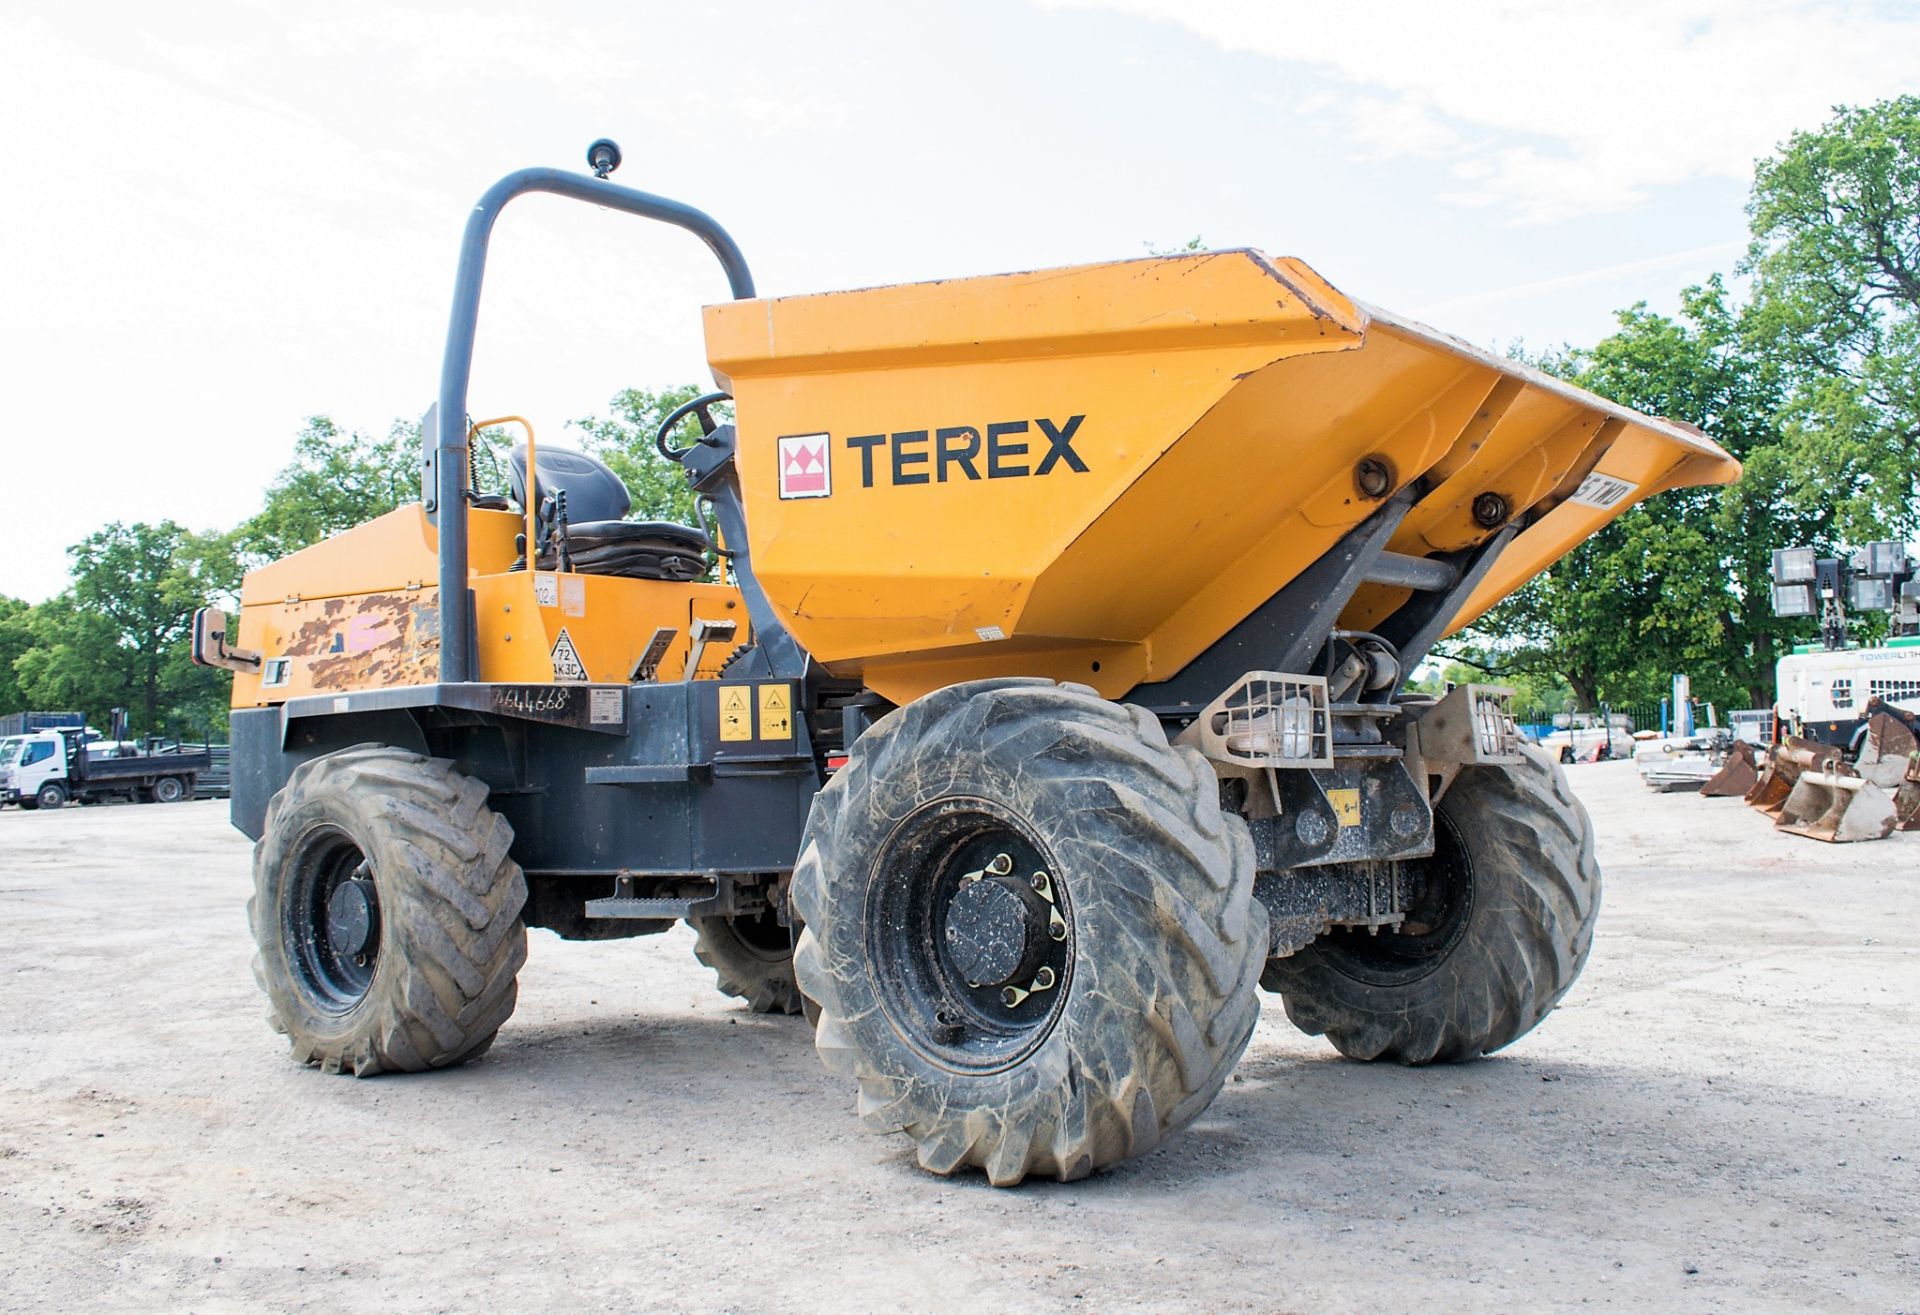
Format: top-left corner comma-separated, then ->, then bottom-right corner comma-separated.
195,141 -> 1740,1185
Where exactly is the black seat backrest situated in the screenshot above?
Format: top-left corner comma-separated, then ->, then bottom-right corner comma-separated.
508,445 -> 633,525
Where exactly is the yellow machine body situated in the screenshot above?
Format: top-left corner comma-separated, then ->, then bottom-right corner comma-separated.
230,249 -> 1736,711
706,250 -> 1739,706
229,505 -> 747,707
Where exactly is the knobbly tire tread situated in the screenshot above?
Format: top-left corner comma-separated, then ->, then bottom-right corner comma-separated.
689,916 -> 804,1015
250,744 -> 528,1077
1263,744 -> 1600,1063
792,679 -> 1267,1186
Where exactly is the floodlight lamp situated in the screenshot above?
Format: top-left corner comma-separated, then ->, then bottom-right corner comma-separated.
1771,582 -> 1815,617
1771,546 -> 1816,584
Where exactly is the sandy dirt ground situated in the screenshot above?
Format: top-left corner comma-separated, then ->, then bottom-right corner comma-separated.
0,760 -> 1915,1313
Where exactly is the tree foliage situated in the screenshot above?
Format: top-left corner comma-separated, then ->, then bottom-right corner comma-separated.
10,522 -> 231,737
238,416 -> 421,569
1744,95 -> 1920,541
1465,100 -> 1920,713
568,384 -> 720,526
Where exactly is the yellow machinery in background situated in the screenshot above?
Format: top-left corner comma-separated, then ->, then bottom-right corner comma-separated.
199,140 -> 1737,1187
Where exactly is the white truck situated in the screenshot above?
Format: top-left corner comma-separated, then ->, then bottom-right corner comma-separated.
0,729 -> 209,810
1774,641 -> 1920,751
1539,711 -> 1636,763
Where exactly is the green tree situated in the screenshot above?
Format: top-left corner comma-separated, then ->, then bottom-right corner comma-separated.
1471,280 -> 1810,711
569,384 -> 721,526
1744,95 -> 1920,541
238,416 -> 421,567
13,522 -> 231,737
0,596 -> 33,713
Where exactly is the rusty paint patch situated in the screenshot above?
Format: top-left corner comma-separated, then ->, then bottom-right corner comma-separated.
301,591 -> 441,691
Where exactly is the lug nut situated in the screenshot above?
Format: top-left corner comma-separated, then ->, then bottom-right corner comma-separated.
987,853 -> 1013,876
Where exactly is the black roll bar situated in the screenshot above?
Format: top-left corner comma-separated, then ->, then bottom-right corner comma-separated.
433,163 -> 756,681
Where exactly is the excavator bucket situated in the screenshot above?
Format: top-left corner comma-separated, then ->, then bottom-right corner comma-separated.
1700,739 -> 1759,797
1745,737 -> 1843,820
1855,701 -> 1920,831
1774,766 -> 1900,843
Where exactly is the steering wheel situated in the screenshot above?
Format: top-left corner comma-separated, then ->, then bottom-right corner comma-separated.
655,391 -> 733,462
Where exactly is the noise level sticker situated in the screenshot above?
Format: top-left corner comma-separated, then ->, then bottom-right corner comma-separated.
549,628 -> 588,682
1326,787 -> 1362,828
719,685 -> 752,741
758,683 -> 793,739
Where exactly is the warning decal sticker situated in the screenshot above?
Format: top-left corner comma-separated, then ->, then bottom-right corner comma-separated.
1568,472 -> 1637,510
549,627 -> 588,682
719,685 -> 752,741
1326,787 -> 1362,828
778,434 -> 832,500
758,683 -> 793,739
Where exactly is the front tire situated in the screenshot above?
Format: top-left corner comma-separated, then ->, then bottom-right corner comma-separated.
793,679 -> 1267,1186
250,744 -> 527,1076
1263,745 -> 1599,1063
34,782 -> 66,810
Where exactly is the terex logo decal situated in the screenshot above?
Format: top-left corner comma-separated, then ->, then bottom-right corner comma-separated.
777,433 -> 831,499
778,416 -> 1089,498
847,416 -> 1089,488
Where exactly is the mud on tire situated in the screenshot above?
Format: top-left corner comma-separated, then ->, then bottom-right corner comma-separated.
690,911 -> 803,1015
792,678 -> 1268,1186
1263,744 -> 1599,1063
250,744 -> 528,1076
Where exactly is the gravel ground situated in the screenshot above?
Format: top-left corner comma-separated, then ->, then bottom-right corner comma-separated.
0,760 -> 1915,1313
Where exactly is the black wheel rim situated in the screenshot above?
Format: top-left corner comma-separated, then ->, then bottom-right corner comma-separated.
286,824 -> 382,1013
866,797 -> 1073,1074
727,907 -> 794,963
1316,806 -> 1475,987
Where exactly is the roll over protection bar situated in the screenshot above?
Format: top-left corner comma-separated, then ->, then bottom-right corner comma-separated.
432,155 -> 755,682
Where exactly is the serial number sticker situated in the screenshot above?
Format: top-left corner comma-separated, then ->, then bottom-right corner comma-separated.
534,573 -> 559,608
719,685 -> 752,741
589,687 -> 624,726
1568,472 -> 1636,509
561,575 -> 586,618
758,683 -> 793,739
1326,788 -> 1362,828
975,625 -> 1006,642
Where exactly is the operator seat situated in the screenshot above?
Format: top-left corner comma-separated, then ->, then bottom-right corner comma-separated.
508,445 -> 709,582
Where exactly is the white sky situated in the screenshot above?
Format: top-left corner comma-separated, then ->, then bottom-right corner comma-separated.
3,0 -> 1916,601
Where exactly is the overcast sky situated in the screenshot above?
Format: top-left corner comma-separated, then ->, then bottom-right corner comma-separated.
3,0 -> 1917,601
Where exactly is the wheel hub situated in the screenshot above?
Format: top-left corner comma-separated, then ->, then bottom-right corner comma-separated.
326,875 -> 376,959
943,863 -> 1049,989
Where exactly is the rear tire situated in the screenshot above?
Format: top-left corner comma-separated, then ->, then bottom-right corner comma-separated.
793,679 -> 1267,1186
1263,745 -> 1599,1063
250,744 -> 527,1076
689,911 -> 803,1015
152,775 -> 186,804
